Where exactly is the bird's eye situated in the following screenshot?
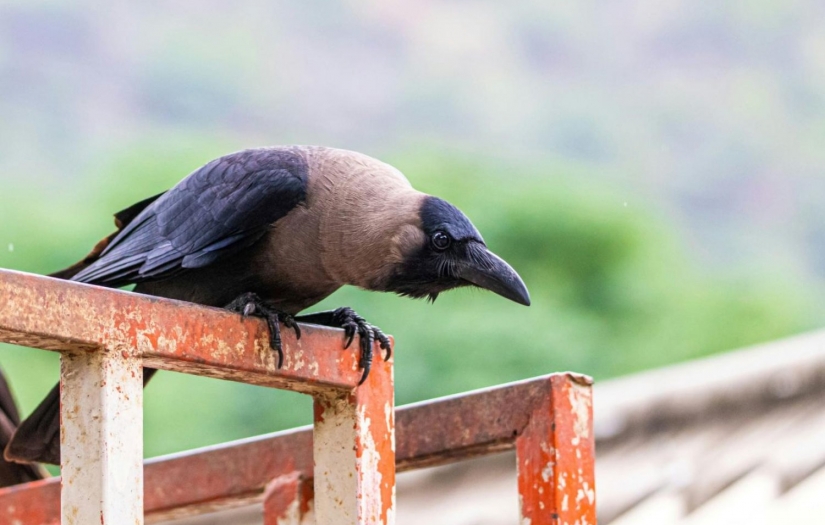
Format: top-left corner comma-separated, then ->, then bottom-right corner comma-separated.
431,231 -> 451,251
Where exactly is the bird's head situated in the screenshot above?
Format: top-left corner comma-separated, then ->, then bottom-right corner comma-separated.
384,196 -> 531,306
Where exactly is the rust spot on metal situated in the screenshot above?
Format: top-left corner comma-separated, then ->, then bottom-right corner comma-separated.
0,277 -> 595,525
0,375 -> 595,524
298,478 -> 314,517
311,361 -> 394,523
0,269 -> 366,395
516,376 -> 596,525
352,355 -> 395,524
263,472 -> 310,525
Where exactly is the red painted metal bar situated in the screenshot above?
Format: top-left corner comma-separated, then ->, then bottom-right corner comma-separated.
0,478 -> 60,525
0,268 -> 395,524
517,374 -> 596,525
0,374 -> 594,524
142,427 -> 312,521
263,473 -> 313,525
0,269 -> 364,394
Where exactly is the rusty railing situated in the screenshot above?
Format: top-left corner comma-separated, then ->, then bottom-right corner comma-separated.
0,268 -> 596,524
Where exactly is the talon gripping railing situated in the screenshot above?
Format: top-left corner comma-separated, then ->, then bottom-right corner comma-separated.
0,269 -> 596,525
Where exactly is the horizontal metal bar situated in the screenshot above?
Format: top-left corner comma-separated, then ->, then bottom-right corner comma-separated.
394,375 -> 566,469
0,374 -> 588,523
0,478 -> 60,524
0,269 -> 364,393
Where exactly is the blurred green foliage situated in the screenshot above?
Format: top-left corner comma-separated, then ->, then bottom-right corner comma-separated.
0,140 -> 819,460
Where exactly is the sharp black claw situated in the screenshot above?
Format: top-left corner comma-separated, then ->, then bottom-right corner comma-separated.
226,292 -> 301,370
304,306 -> 389,385
358,365 -> 370,386
267,313 -> 284,369
344,325 -> 356,349
376,330 -> 392,360
365,328 -> 375,358
358,338 -> 373,385
283,315 -> 302,340
355,323 -> 375,385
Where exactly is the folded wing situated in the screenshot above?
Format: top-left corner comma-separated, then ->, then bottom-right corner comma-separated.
74,148 -> 308,287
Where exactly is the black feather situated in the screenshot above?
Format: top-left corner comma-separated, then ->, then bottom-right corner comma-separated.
420,196 -> 484,243
73,148 -> 309,287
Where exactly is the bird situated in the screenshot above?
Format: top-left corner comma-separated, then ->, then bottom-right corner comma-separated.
0,367 -> 47,487
4,145 -> 530,467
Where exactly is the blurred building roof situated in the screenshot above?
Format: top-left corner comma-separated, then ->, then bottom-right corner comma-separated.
594,328 -> 825,524
161,329 -> 825,524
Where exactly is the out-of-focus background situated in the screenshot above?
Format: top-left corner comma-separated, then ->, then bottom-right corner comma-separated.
2,1 -> 825,522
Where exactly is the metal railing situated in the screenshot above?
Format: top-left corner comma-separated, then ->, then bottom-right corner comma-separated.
0,269 -> 596,525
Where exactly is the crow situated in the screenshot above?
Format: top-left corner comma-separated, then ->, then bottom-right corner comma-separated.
5,146 -> 530,467
0,367 -> 47,486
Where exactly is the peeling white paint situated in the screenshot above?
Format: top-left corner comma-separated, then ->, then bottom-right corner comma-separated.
357,404 -> 385,523
60,349 -> 143,525
583,482 -> 595,505
313,392 -> 395,524
292,349 -> 306,372
275,497 -> 301,525
299,499 -> 315,525
384,402 -> 393,446
541,461 -> 554,483
313,396 -> 359,525
568,383 -> 592,440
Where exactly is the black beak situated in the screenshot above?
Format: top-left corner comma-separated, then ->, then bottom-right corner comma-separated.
458,244 -> 531,306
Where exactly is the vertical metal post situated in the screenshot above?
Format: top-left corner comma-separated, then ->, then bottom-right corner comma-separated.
263,472 -> 314,525
313,355 -> 395,525
60,349 -> 143,525
516,374 -> 596,525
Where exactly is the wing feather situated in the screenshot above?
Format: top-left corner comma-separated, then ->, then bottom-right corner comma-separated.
73,148 -> 308,287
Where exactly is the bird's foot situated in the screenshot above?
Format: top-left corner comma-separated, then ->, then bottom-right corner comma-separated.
295,307 -> 391,385
225,292 -> 301,368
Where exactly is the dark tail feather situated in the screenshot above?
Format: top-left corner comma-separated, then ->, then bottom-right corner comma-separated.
0,368 -> 48,486
4,384 -> 61,466
2,233 -> 119,466
6,370 -> 158,466
5,194 -> 166,467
